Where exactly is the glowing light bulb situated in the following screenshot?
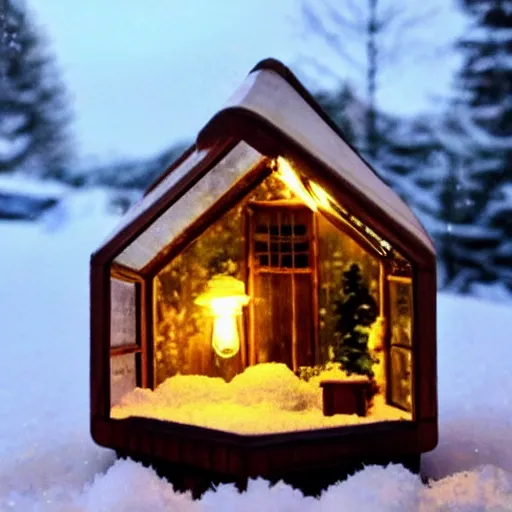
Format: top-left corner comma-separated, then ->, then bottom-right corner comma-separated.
194,276 -> 249,359
209,297 -> 244,358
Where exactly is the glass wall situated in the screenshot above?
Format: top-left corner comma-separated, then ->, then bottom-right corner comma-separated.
109,161 -> 414,433
388,277 -> 413,411
109,278 -> 141,407
316,215 -> 380,366
152,173 -> 290,384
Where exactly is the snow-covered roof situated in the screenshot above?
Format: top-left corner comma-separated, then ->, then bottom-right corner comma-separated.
95,59 -> 434,272
202,61 -> 433,250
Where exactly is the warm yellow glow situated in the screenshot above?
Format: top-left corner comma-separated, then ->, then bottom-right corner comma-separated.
274,159 -> 344,217
380,240 -> 392,251
275,157 -> 318,211
195,276 -> 249,359
274,157 -> 393,256
308,181 -> 330,210
208,297 -> 245,358
111,363 -> 411,433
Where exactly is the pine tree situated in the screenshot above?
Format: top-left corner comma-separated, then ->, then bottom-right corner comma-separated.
301,0 -> 439,160
487,178 -> 512,293
447,0 -> 512,293
376,113 -> 480,289
0,0 -> 72,177
378,115 -> 443,208
313,82 -> 367,148
333,263 -> 378,377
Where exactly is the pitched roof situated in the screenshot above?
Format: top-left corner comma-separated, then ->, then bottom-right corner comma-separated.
94,58 -> 435,273
199,59 -> 433,253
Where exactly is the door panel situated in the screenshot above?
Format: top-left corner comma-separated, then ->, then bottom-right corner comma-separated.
294,273 -> 314,367
253,273 -> 293,367
248,203 -> 315,370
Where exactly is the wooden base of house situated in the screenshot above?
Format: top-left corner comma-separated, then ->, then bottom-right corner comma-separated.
118,450 -> 421,498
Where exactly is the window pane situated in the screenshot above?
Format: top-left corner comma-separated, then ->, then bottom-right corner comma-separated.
115,142 -> 264,270
389,279 -> 413,348
110,278 -> 137,347
294,254 -> 309,268
104,149 -> 207,255
389,346 -> 412,411
281,254 -> 293,267
252,206 -> 312,270
110,353 -> 137,407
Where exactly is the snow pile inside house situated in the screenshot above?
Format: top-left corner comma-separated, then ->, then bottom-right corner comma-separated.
111,362 -> 409,434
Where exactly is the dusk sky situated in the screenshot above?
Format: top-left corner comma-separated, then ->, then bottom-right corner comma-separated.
28,1 -> 466,163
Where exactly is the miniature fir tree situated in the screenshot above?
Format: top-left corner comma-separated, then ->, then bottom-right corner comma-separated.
333,263 -> 378,377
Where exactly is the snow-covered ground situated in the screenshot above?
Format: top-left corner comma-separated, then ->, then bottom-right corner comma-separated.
1,189 -> 512,511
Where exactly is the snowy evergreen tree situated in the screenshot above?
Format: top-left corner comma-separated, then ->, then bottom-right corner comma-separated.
430,114 -> 500,291
301,0 -> 440,160
0,0 -> 72,177
377,114 -> 480,289
487,182 -> 512,292
446,0 -> 512,293
333,263 -> 379,377
312,82 -> 376,167
378,115 -> 442,207
313,83 -> 366,148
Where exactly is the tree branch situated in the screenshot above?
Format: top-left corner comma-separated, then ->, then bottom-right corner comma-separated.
301,0 -> 365,71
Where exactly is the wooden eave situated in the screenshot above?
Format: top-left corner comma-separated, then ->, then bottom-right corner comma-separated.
250,59 -> 432,250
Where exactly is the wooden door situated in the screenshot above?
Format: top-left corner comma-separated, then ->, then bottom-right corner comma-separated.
246,203 -> 317,371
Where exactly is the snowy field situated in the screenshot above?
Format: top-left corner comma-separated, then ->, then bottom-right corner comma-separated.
1,188 -> 512,511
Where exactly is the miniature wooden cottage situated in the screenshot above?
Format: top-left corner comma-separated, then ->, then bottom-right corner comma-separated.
90,58 -> 437,495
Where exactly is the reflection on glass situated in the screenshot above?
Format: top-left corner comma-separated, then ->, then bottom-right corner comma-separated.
390,347 -> 412,411
388,278 -> 413,411
110,279 -> 137,347
390,281 -> 412,347
110,353 -> 137,407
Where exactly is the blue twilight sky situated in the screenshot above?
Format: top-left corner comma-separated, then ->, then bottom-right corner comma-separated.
28,0 -> 467,163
